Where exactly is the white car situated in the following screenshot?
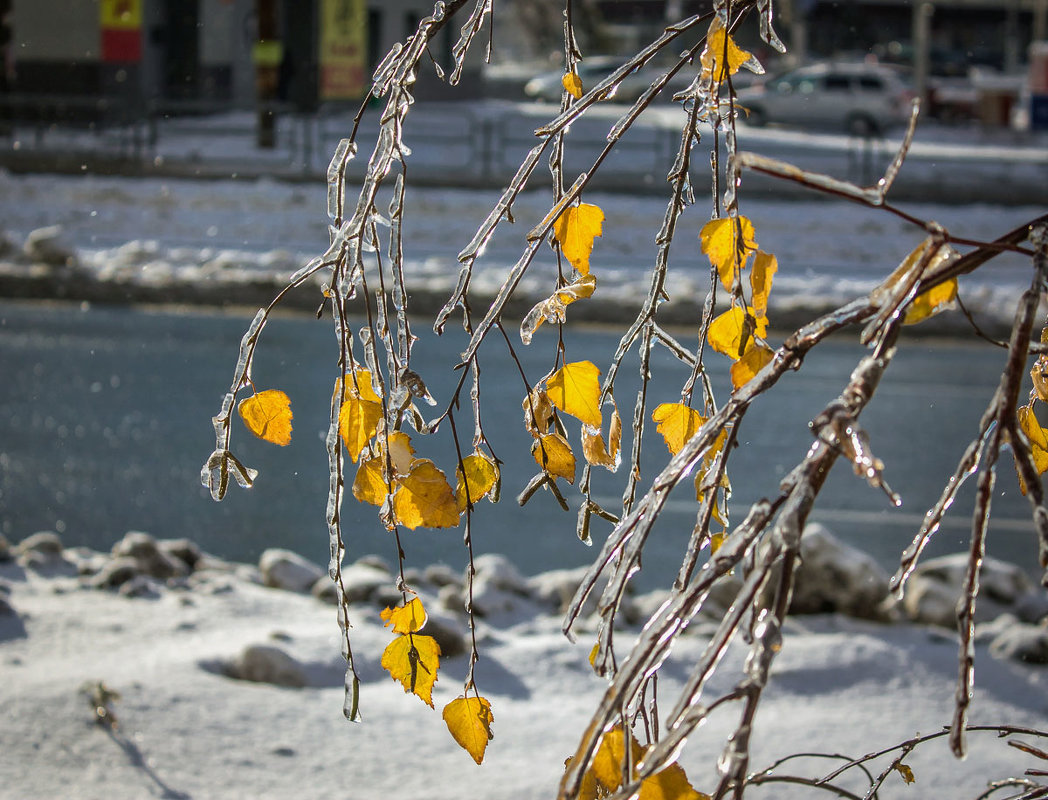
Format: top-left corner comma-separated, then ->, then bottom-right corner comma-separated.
735,62 -> 914,135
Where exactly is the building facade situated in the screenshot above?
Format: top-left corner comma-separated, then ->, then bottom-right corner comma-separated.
6,0 -> 463,110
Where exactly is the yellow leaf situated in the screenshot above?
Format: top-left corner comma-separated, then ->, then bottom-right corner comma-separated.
583,405 -> 622,469
393,459 -> 460,529
700,16 -> 754,84
730,343 -> 775,389
382,430 -> 416,477
521,274 -> 597,345
553,203 -> 605,275
562,70 -> 583,99
652,403 -> 704,455
380,597 -> 428,634
456,451 -> 500,511
524,387 -> 555,438
547,360 -> 603,428
701,216 -> 757,291
353,456 -> 390,506
904,277 -> 957,325
1032,357 -> 1048,403
532,433 -> 577,484
589,727 -> 709,800
443,696 -> 494,765
380,634 -> 440,707
750,251 -> 777,319
338,373 -> 384,463
592,727 -> 645,791
1016,405 -> 1048,496
708,306 -> 766,359
895,763 -> 915,784
335,368 -> 382,404
710,531 -> 726,553
639,763 -> 709,800
564,756 -> 601,800
238,389 -> 293,446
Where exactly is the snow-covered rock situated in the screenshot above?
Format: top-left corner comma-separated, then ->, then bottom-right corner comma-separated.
790,524 -> 892,621
23,225 -> 77,268
902,554 -> 1033,628
111,531 -> 187,580
259,549 -> 326,593
990,623 -> 1048,664
220,643 -> 309,688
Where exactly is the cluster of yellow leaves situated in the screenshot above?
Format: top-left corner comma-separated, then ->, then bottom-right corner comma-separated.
238,389 -> 293,446
701,216 -> 777,390
652,402 -> 730,539
340,369 -> 499,529
1015,333 -> 1048,495
525,361 -> 621,484
522,202 -> 605,345
566,726 -> 709,800
381,598 -> 494,764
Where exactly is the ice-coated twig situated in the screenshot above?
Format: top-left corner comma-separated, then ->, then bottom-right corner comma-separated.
949,223 -> 1048,758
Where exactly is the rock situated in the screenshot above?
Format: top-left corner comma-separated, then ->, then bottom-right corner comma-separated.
1015,590 -> 1048,625
371,585 -> 403,611
421,615 -> 467,658
401,567 -> 424,587
23,225 -> 78,268
0,594 -> 15,616
471,554 -> 530,596
901,573 -> 1009,628
90,557 -> 140,590
0,230 -> 16,259
471,573 -> 537,618
914,554 -> 1032,605
16,532 -> 75,576
17,531 -> 64,558
990,623 -> 1048,664
311,578 -> 339,605
118,575 -> 161,599
259,549 -> 325,593
158,538 -> 204,571
0,533 -> 11,562
705,574 -> 744,616
354,555 -> 391,574
527,566 -> 590,615
789,525 -> 892,621
112,531 -> 187,579
437,583 -> 465,615
423,563 -> 461,589
625,589 -> 673,627
339,562 -> 391,604
222,644 -> 308,688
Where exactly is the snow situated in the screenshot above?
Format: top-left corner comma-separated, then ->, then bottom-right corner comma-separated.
2,555 -> 1046,799
0,167 -> 1042,335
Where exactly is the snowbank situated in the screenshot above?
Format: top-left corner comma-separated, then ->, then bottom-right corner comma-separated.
2,530 -> 1047,799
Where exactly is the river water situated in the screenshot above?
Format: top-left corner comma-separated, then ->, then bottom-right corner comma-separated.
0,299 -> 1041,583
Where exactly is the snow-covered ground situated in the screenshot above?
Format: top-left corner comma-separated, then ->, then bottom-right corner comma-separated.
2,541 -> 1047,800
0,168 -> 1043,334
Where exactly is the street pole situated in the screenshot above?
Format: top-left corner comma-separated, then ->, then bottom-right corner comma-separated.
912,1 -> 933,107
254,0 -> 279,149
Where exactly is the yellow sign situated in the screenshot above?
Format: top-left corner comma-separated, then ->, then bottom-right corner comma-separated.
319,0 -> 367,100
100,0 -> 142,30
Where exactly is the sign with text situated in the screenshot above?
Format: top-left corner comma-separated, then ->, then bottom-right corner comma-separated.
100,0 -> 143,62
319,0 -> 367,100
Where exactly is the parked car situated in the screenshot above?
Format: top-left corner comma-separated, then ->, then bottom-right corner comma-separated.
735,62 -> 914,135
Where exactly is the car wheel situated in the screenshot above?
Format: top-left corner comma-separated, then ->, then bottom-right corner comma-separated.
845,114 -> 880,137
745,106 -> 767,127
